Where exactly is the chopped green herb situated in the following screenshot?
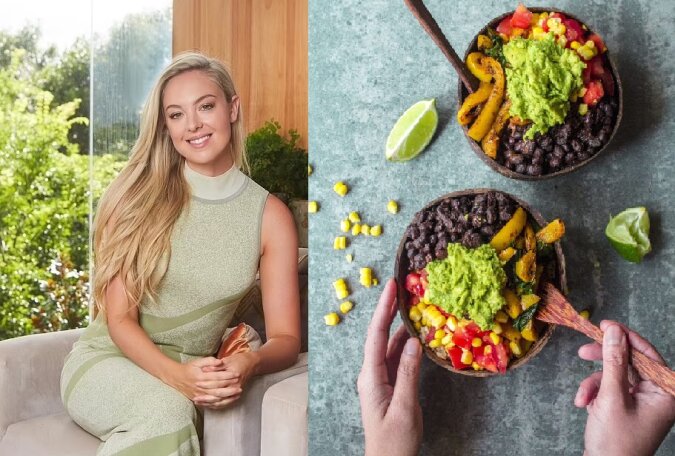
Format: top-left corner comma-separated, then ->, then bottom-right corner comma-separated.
484,28 -> 507,67
513,304 -> 538,331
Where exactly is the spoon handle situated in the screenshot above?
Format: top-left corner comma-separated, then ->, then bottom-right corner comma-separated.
553,309 -> 675,397
403,0 -> 479,93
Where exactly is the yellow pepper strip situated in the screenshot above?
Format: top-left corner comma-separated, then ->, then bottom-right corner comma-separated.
524,223 -> 537,253
515,251 -> 537,283
468,57 -> 505,142
504,289 -> 522,319
521,320 -> 538,342
490,207 -> 527,252
536,219 -> 566,244
520,294 -> 541,310
480,99 -> 512,159
477,34 -> 493,50
457,81 -> 493,126
498,246 -> 517,263
466,52 -> 494,82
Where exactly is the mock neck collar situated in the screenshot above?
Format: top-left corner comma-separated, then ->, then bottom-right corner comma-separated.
183,162 -> 246,200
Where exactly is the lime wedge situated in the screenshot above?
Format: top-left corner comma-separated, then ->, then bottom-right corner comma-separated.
605,207 -> 651,263
385,99 -> 438,162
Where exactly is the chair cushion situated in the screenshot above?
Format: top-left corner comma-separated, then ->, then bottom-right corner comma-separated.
260,372 -> 308,456
0,412 -> 99,456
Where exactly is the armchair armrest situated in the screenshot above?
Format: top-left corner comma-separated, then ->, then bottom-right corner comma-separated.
202,351 -> 308,456
0,329 -> 83,440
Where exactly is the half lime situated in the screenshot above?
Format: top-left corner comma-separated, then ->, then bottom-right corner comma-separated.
385,99 -> 438,162
605,207 -> 651,263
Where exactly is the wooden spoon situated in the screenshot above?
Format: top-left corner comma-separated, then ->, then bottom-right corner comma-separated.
539,283 -> 675,397
403,0 -> 479,93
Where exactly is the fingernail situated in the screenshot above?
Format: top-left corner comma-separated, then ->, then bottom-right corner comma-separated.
605,325 -> 623,346
404,338 -> 420,355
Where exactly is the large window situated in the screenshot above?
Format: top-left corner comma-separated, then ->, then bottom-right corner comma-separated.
0,0 -> 171,340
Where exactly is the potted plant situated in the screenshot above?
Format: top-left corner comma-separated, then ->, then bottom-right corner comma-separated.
246,120 -> 308,247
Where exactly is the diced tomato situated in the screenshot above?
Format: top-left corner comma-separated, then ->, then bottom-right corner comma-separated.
410,295 -> 420,307
582,64 -> 593,85
494,342 -> 510,374
473,345 -> 498,373
425,327 -> 437,343
451,322 -> 481,350
510,3 -> 533,29
447,346 -> 471,370
588,56 -> 605,77
588,33 -> 606,53
542,12 -> 564,32
496,15 -> 514,36
563,18 -> 584,43
583,80 -> 605,106
600,71 -> 615,97
405,272 -> 425,297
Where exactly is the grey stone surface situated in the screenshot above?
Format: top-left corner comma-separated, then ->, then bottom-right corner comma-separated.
308,1 -> 674,455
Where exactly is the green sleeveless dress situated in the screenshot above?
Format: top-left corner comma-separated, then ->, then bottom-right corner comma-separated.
60,165 -> 268,456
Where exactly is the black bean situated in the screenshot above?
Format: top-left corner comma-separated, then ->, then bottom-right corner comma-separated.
527,164 -> 543,176
564,153 -> 576,164
577,152 -> 590,162
522,141 -> 535,156
549,157 -> 561,169
553,145 -> 565,159
515,164 -> 527,174
480,225 -> 495,237
571,139 -> 582,152
509,153 -> 525,165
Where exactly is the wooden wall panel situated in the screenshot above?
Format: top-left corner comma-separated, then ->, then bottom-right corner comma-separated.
173,0 -> 308,149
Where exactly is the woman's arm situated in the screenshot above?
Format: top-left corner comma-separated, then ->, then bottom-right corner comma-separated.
106,275 -> 240,400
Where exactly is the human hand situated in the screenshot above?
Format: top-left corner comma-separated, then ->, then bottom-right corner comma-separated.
357,278 -> 423,456
194,351 -> 260,409
576,320 -> 675,456
168,357 -> 241,405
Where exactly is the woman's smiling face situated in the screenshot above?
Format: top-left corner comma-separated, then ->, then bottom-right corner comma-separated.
163,70 -> 240,176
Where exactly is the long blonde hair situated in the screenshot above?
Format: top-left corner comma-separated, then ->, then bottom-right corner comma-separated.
92,52 -> 248,314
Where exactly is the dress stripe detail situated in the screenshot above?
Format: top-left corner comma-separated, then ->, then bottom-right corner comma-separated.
113,423 -> 195,456
63,352 -> 120,405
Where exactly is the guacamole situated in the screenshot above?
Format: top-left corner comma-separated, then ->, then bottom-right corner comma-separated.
425,243 -> 506,330
503,34 -> 585,139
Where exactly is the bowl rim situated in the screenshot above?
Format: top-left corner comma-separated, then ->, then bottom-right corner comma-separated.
457,6 -> 624,181
394,188 -> 568,377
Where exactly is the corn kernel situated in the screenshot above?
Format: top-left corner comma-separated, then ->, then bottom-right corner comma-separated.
570,40 -> 581,50
492,322 -> 503,334
336,288 -> 349,299
372,278 -> 378,286
580,309 -> 591,320
409,307 -> 422,322
340,219 -> 351,232
360,224 -> 370,236
416,301 -> 427,311
387,200 -> 399,214
308,201 -> 319,213
335,236 -> 348,250
324,312 -> 340,326
351,223 -> 361,236
359,267 -> 373,288
578,87 -> 587,97
484,345 -> 493,355
577,46 -> 595,60
557,35 -> 567,48
446,315 -> 458,331
471,337 -> 482,348
340,301 -> 354,314
432,315 -> 446,329
503,325 -> 521,341
585,39 -> 595,49
510,340 -> 523,357
348,211 -> 361,223
308,164 -> 313,176
345,254 -> 353,263
578,103 -> 589,116
495,310 -> 508,323
333,181 -> 348,197
472,362 -> 481,371
429,339 -> 442,349
333,279 -> 349,299
489,332 -> 502,345
441,334 -> 453,346
414,321 -> 422,331
421,317 -> 428,327
460,350 -> 473,365
434,329 -> 446,340
370,225 -> 382,237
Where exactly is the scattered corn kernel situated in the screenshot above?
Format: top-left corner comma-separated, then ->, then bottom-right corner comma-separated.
510,340 -> 523,357
340,301 -> 354,314
441,334 -> 453,346
333,278 -> 349,299
351,223 -> 361,236
348,211 -> 361,223
471,337 -> 482,348
434,329 -> 446,340
333,181 -> 348,197
580,309 -> 591,320
578,103 -> 589,115
359,267 -> 373,288
492,322 -> 503,335
429,339 -> 442,349
345,254 -> 353,263
570,40 -> 581,50
370,225 -> 382,237
460,350 -> 473,365
324,312 -> 340,326
308,201 -> 319,213
446,315 -> 458,331
360,224 -> 370,236
409,307 -> 422,322
495,310 -> 509,323
340,219 -> 351,232
333,236 -> 347,250
489,332 -> 502,345
387,200 -> 399,214
308,164 -> 313,176
472,362 -> 482,371
372,278 -> 378,286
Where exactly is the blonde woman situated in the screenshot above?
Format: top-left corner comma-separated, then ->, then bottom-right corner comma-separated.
60,52 -> 301,455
